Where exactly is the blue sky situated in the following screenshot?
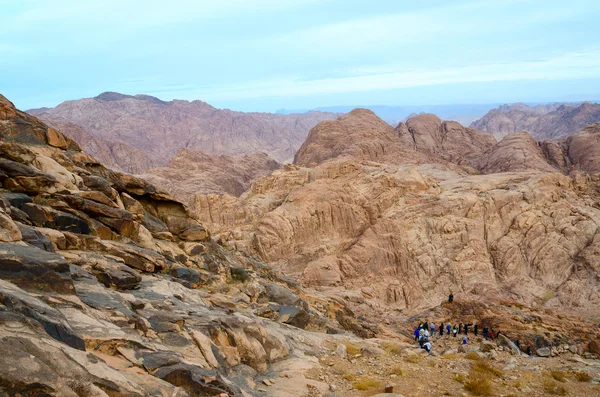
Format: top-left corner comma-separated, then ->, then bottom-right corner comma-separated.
1,0 -> 599,111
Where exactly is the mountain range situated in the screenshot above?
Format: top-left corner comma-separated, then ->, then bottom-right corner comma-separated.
1,91 -> 600,396
471,101 -> 600,140
29,92 -> 338,173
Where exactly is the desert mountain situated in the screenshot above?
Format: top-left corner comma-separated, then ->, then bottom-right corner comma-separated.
142,148 -> 281,202
395,113 -> 497,168
0,92 -> 386,396
39,116 -> 156,173
191,110 -> 600,317
29,92 -> 338,170
2,93 -> 599,396
471,101 -> 600,140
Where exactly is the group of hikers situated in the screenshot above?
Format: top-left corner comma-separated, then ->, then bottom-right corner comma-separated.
413,293 -> 533,355
414,320 -> 497,351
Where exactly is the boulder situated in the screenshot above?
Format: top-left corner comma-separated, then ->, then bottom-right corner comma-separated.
0,279 -> 84,350
480,341 -> 496,352
536,347 -> 552,357
0,242 -> 74,294
91,260 -> 142,290
587,339 -> 600,356
458,345 -> 480,354
0,210 -> 22,242
16,223 -> 54,251
154,364 -> 244,396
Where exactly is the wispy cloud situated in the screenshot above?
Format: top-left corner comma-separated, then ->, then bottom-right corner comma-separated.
195,48 -> 600,100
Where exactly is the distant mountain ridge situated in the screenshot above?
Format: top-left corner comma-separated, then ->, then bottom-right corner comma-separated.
28,92 -> 339,172
471,101 -> 600,140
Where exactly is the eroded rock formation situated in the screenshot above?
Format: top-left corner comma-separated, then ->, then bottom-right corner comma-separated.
141,148 -> 281,202
0,93 -> 375,396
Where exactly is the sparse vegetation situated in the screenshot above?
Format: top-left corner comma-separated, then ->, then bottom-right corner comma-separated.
543,379 -> 568,395
463,372 -> 492,396
465,351 -> 482,360
453,373 -> 466,384
404,354 -> 420,363
573,371 -> 591,382
343,342 -> 361,356
442,353 -> 459,359
387,365 -> 406,376
471,360 -> 503,378
342,374 -> 356,382
549,370 -> 567,382
380,341 -> 403,356
352,376 -> 380,391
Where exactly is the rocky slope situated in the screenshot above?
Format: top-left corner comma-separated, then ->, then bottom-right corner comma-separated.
30,92 -> 338,169
0,93 -> 384,396
395,113 -> 496,168
40,116 -> 156,173
141,149 -> 281,202
2,93 -> 599,396
471,102 -> 600,141
191,110 -> 600,318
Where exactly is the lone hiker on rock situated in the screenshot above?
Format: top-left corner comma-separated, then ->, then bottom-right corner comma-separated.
448,292 -> 454,303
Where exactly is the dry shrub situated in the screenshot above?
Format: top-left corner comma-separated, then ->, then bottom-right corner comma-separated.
471,360 -> 503,378
352,376 -> 380,391
573,371 -> 591,382
543,379 -> 568,395
343,374 -> 356,382
343,342 -> 361,356
380,341 -> 403,356
464,372 -> 492,396
465,351 -> 482,360
453,373 -> 466,384
550,370 -> 567,382
387,366 -> 406,376
443,353 -> 459,359
404,354 -> 420,363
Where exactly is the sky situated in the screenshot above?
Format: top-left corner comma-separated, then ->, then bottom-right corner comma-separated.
1,0 -> 600,111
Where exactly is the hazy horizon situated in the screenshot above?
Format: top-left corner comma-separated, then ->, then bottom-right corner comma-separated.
2,0 -> 600,112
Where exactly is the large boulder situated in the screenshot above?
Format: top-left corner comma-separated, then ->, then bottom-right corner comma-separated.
0,242 -> 74,294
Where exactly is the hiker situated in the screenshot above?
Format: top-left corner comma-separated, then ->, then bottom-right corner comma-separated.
489,328 -> 495,340
464,323 -> 470,335
483,326 -> 489,340
419,328 -> 425,339
515,340 -> 521,350
526,346 -> 532,356
430,322 -> 436,336
448,292 -> 454,303
439,323 -> 444,337
424,328 -> 430,339
422,340 -> 432,354
419,334 -> 425,348
474,324 -> 478,336
463,336 -> 468,345
424,321 -> 429,331
446,323 -> 452,335
453,325 -> 458,337
414,328 -> 419,341
458,323 -> 463,334
419,322 -> 423,330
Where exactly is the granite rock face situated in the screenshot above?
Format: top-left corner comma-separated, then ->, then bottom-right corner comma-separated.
0,93 -> 370,396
